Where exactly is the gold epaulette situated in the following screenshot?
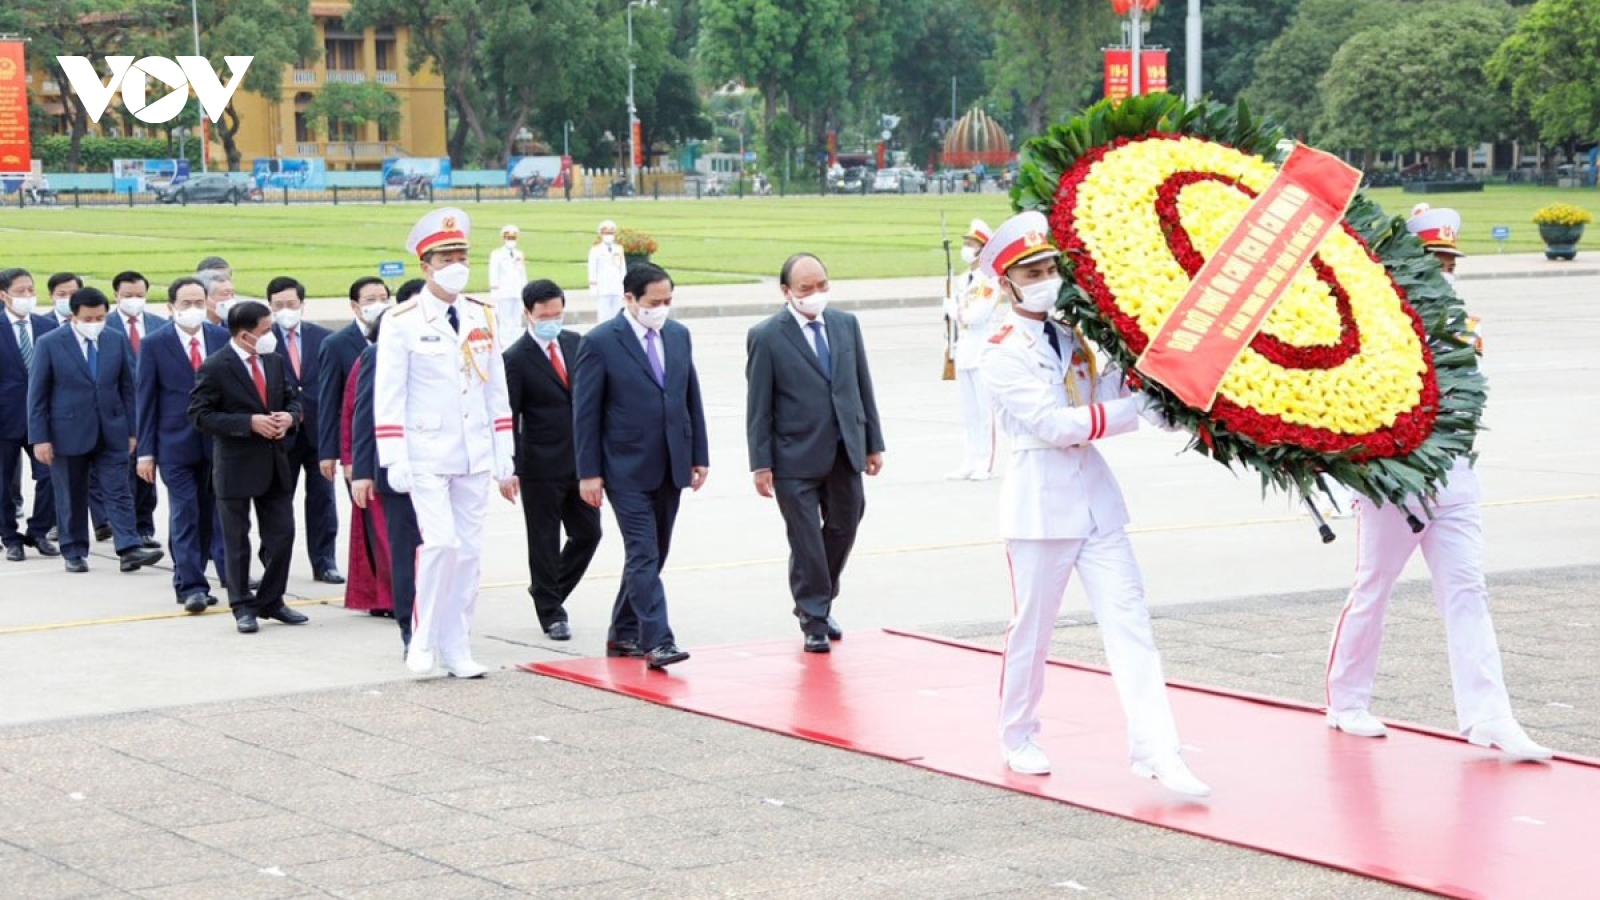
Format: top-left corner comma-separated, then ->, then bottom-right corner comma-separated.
391,299 -> 420,316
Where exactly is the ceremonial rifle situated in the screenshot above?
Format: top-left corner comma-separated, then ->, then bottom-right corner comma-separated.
940,212 -> 955,380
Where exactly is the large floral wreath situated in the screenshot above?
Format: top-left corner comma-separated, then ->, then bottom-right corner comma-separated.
1013,94 -> 1485,507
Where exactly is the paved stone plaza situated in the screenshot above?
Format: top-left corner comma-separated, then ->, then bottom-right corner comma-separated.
0,264 -> 1594,897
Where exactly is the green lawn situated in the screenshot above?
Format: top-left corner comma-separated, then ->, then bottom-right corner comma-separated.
0,185 -> 1592,298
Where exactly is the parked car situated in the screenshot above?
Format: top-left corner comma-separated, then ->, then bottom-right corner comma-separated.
831,166 -> 867,193
155,174 -> 247,204
871,169 -> 902,193
898,167 -> 928,193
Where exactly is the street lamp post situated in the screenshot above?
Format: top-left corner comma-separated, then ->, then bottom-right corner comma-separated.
191,0 -> 207,173
563,120 -> 573,157
626,1 -> 652,192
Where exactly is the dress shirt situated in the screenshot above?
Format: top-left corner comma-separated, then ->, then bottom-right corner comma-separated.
625,308 -> 666,369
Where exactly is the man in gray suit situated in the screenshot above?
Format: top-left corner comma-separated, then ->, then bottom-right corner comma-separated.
746,253 -> 885,653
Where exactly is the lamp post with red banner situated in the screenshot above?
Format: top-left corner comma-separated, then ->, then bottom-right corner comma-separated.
1110,0 -> 1161,96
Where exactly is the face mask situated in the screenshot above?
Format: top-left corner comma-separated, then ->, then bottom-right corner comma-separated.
792,290 -> 828,319
9,295 -> 36,317
174,307 -> 206,330
274,309 -> 303,330
960,246 -> 979,265
531,319 -> 564,342
1013,277 -> 1062,314
601,234 -> 616,246
504,239 -> 517,249
432,263 -> 470,295
55,298 -> 72,318
634,304 -> 669,330
252,331 -> 278,356
117,296 -> 146,317
215,299 -> 236,322
358,303 -> 388,326
75,321 -> 105,341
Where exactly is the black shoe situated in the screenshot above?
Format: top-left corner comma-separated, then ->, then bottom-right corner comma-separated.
119,547 -> 164,572
64,557 -> 88,573
261,605 -> 310,625
205,594 -> 219,606
805,634 -> 831,653
646,643 -> 690,669
181,593 -> 209,614
139,536 -> 162,550
546,622 -> 572,641
4,546 -> 21,562
235,612 -> 259,634
605,640 -> 645,658
22,536 -> 60,558
94,524 -> 112,542
826,616 -> 843,641
368,609 -> 395,618
314,569 -> 346,585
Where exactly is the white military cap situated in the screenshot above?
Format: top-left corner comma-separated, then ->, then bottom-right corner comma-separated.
979,211 -> 1059,279
406,207 -> 471,259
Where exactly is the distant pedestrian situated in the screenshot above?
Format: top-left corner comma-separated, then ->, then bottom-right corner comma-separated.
489,224 -> 529,332
587,220 -> 625,323
942,219 -> 1003,481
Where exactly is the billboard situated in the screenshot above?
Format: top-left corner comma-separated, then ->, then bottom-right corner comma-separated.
1103,48 -> 1170,103
0,41 -> 30,177
507,155 -> 565,191
112,158 -> 191,193
382,157 -> 452,189
252,157 -> 327,190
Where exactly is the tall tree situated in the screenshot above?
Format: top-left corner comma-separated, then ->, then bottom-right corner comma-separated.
1142,0 -> 1300,104
698,0 -> 851,153
987,0 -> 1117,138
1242,0 -> 1404,138
301,80 -> 401,137
881,0 -> 991,167
1487,0 -> 1600,143
194,0 -> 319,171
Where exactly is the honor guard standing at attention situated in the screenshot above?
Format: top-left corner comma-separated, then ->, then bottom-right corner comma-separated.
587,220 -> 626,323
375,208 -> 517,679
489,224 -> 529,332
1323,205 -> 1551,761
943,218 -> 1004,480
978,211 -> 1208,797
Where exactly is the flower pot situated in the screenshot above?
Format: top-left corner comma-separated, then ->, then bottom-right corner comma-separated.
1538,223 -> 1584,261
624,252 -> 651,268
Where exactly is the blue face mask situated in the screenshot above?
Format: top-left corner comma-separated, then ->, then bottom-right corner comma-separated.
531,319 -> 563,342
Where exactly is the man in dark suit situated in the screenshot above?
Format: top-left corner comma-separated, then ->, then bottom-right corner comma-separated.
746,253 -> 886,652
187,301 -> 310,634
103,270 -> 164,547
27,288 -> 164,574
266,276 -> 342,584
0,268 -> 59,561
573,262 -> 708,669
506,280 -> 601,642
317,277 -> 390,484
137,277 -> 231,613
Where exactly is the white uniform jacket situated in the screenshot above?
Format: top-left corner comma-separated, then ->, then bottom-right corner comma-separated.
374,290 -> 514,479
488,246 -> 528,301
588,243 -> 625,296
942,270 -> 1005,370
980,312 -> 1146,540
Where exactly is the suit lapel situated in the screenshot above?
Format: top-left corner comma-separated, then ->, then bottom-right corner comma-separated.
524,334 -> 566,393
615,317 -> 658,386
226,351 -> 267,412
779,312 -> 828,380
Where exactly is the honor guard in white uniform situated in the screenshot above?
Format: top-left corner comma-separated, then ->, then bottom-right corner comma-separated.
943,218 -> 1004,480
488,223 -> 529,332
978,212 -> 1209,797
587,219 -> 626,323
1324,206 -> 1551,760
375,208 -> 516,679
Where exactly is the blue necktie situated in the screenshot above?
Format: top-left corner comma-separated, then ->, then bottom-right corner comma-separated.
446,305 -> 460,334
808,321 -> 832,381
86,338 -> 99,380
1042,324 -> 1062,360
15,322 -> 31,372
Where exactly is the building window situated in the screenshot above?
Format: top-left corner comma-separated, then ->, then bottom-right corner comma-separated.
293,92 -> 314,142
378,119 -> 395,142
375,37 -> 396,71
323,17 -> 363,71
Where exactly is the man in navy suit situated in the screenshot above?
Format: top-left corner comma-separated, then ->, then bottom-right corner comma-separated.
137,277 -> 230,613
267,276 -> 342,584
27,288 -> 164,573
0,268 -> 59,561
316,277 -> 389,484
103,270 -> 164,546
573,262 -> 709,669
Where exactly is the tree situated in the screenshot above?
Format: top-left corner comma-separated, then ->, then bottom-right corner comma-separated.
1487,0 -> 1600,143
1319,2 -> 1517,164
1142,0 -> 1299,104
987,0 -> 1117,137
301,81 -> 400,138
881,0 -> 993,166
193,0 -> 319,171
1242,0 -> 1405,138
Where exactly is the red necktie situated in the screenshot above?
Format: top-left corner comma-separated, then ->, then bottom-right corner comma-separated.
548,341 -> 568,387
189,336 -> 202,371
127,316 -> 140,353
249,355 -> 268,407
287,328 -> 301,378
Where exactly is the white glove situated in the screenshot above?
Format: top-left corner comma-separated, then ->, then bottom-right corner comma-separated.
387,461 -> 412,494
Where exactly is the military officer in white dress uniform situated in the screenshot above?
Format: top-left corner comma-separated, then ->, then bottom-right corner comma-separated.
978,211 -> 1209,797
1323,205 -> 1551,761
943,218 -> 1004,480
375,208 -> 517,679
587,219 -> 626,323
488,223 -> 529,332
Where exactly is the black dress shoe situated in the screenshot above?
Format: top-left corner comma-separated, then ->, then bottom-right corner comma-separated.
546,622 -> 572,641
181,593 -> 209,614
4,546 -> 22,562
119,547 -> 164,572
64,557 -> 89,573
826,616 -> 843,641
646,643 -> 690,669
314,569 -> 346,584
94,524 -> 113,542
368,609 -> 395,618
605,640 -> 645,658
205,594 -> 219,606
23,536 -> 60,557
804,634 -> 831,653
235,612 -> 259,634
261,606 -> 310,625
139,536 -> 162,550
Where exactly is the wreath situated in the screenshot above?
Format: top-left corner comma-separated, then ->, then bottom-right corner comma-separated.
1013,94 -> 1485,508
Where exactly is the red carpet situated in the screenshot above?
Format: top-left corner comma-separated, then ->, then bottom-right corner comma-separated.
523,630 -> 1599,898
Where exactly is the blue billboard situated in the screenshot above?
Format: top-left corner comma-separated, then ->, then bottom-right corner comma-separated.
112,158 -> 191,193
252,157 -> 327,190
382,157 -> 452,189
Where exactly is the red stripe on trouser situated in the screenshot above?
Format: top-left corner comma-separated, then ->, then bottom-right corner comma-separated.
999,546 -> 1019,703
1324,510 -> 1362,709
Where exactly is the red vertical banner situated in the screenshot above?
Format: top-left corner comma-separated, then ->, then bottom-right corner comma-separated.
0,41 -> 31,176
1104,49 -> 1132,103
631,120 -> 643,168
1142,49 -> 1169,94
826,131 -> 838,167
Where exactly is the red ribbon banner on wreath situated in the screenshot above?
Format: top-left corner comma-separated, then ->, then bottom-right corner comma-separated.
1135,144 -> 1363,411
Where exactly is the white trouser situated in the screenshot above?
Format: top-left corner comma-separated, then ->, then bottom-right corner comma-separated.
1325,497 -> 1512,733
595,294 -> 624,324
1000,532 -> 1181,761
408,471 -> 491,662
956,367 -> 996,475
495,296 -> 523,336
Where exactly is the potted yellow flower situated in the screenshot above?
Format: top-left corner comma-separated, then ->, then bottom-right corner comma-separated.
1532,202 -> 1594,261
618,228 -> 658,267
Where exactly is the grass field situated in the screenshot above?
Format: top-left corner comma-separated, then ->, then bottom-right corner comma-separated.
0,185 -> 1593,298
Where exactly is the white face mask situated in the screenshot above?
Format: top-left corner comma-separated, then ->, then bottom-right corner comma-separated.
432,262 -> 470,295
274,309 -> 303,330
633,304 -> 669,330
960,246 -> 979,265
792,290 -> 828,319
601,234 -> 616,246
75,320 -> 105,341
55,298 -> 73,318
117,296 -> 146,317
174,307 -> 206,331
358,302 -> 388,326
504,239 -> 517,249
215,299 -> 237,322
1013,277 -> 1062,314
9,295 -> 36,317
252,331 -> 278,356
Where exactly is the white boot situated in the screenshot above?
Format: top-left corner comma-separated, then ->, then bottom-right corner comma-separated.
1131,754 -> 1211,798
1003,738 -> 1051,775
1466,718 -> 1553,762
1327,708 -> 1389,738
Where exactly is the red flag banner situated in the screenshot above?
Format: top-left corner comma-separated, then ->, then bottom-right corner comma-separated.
1142,49 -> 1169,94
0,41 -> 31,176
1104,49 -> 1132,103
1134,144 -> 1363,411
631,120 -> 643,168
